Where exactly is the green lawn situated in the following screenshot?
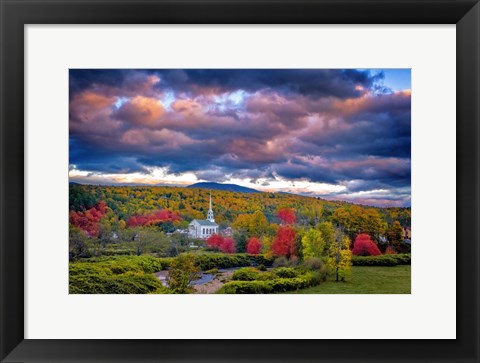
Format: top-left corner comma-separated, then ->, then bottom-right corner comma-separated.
289,265 -> 411,294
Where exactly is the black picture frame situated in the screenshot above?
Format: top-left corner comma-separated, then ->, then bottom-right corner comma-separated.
1,1 -> 479,362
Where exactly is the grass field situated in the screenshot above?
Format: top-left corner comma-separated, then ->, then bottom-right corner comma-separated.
289,265 -> 411,294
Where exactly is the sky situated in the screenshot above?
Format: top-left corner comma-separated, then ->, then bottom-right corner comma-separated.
69,69 -> 411,207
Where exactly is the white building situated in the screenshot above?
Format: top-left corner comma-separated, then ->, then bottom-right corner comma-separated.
188,193 -> 219,239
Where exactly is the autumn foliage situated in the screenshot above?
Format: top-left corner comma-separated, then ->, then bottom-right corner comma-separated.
69,201 -> 108,237
385,246 -> 398,255
220,238 -> 236,254
277,208 -> 296,225
352,234 -> 382,256
206,234 -> 236,254
246,237 -> 262,255
127,209 -> 181,227
272,226 -> 296,257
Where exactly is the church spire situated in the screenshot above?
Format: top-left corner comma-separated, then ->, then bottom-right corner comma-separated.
207,192 -> 215,222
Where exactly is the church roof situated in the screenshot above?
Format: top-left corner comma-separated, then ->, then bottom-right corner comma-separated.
190,219 -> 218,226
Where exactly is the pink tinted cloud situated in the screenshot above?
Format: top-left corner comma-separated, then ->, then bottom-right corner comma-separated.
115,96 -> 165,126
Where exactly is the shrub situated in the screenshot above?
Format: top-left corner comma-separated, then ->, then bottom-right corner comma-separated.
218,280 -> 273,294
273,267 -> 298,278
180,253 -> 274,270
217,271 -> 323,294
273,256 -> 290,268
69,263 -> 167,294
77,255 -> 164,273
102,248 -> 135,256
205,268 -> 219,275
258,264 -> 267,271
352,234 -> 382,256
301,257 -> 324,271
231,267 -> 262,281
351,254 -> 411,266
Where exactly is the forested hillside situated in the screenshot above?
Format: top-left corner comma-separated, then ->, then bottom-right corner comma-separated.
70,184 -> 411,229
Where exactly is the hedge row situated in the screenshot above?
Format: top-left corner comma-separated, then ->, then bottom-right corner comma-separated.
69,256 -> 168,294
166,253 -> 275,271
80,255 -> 166,273
352,254 -> 411,266
218,271 -> 322,294
69,270 -> 167,294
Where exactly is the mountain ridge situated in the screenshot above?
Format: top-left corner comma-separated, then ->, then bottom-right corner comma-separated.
187,182 -> 260,194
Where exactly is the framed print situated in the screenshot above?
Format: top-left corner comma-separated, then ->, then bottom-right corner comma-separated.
1,0 -> 479,362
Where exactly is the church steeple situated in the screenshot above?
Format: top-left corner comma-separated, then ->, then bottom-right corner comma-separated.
207,192 -> 215,222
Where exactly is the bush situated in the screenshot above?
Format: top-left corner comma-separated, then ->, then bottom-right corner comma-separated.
352,234 -> 381,256
218,280 -> 273,294
232,267 -> 262,281
102,248 -> 135,256
273,267 -> 298,278
180,253 -> 274,270
69,266 -> 167,294
273,256 -> 290,268
218,271 -> 323,294
301,257 -> 324,271
352,254 -> 411,266
82,255 -> 164,273
205,268 -> 219,275
258,264 -> 267,271
69,256 -> 168,294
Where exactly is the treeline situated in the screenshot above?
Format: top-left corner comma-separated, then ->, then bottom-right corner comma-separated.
69,184 -> 411,228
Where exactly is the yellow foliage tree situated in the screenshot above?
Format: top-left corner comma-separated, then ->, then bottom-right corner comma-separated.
327,231 -> 352,282
301,228 -> 325,258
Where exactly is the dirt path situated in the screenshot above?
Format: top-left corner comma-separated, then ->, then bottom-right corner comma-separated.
193,268 -> 237,294
155,267 -> 239,293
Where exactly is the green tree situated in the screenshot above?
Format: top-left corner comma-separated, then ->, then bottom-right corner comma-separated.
166,253 -> 201,293
69,225 -> 91,260
317,221 -> 335,253
233,231 -> 248,253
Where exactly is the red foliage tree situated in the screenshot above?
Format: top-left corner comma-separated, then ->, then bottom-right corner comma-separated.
246,237 -> 262,255
352,234 -> 382,256
206,234 -> 224,249
69,201 -> 108,237
206,234 -> 235,254
277,208 -> 297,225
127,209 -> 181,227
219,238 -> 236,254
272,226 -> 296,257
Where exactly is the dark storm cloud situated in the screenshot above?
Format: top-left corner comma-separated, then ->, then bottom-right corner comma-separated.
69,69 -> 411,206
157,69 -> 385,99
70,69 -> 385,99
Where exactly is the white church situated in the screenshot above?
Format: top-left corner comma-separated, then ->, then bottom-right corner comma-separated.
188,193 -> 219,239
